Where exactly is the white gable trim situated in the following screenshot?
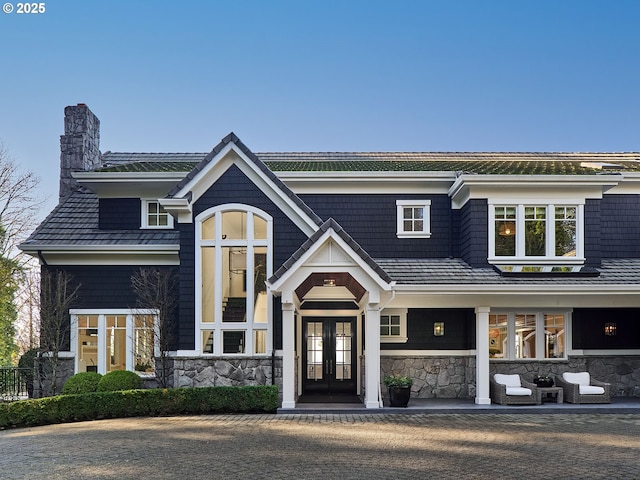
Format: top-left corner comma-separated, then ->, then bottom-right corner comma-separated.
168,142 -> 318,236
268,227 -> 394,296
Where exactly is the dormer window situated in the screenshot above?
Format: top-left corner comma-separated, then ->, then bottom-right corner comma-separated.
489,204 -> 583,263
142,200 -> 173,229
396,200 -> 431,238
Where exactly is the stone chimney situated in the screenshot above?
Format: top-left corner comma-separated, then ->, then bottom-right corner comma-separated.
59,104 -> 101,202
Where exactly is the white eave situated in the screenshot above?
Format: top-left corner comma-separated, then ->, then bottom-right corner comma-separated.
276,171 -> 457,194
394,283 -> 640,294
73,171 -> 185,197
19,244 -> 180,254
449,174 -> 623,208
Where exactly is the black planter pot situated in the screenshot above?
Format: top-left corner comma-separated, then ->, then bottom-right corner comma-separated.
388,386 -> 411,407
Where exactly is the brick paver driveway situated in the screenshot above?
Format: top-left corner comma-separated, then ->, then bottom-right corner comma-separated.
1,413 -> 639,479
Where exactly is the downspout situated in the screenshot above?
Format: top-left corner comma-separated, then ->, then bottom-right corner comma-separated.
37,250 -> 48,266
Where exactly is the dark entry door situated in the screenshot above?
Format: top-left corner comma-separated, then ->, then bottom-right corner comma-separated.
303,317 -> 356,395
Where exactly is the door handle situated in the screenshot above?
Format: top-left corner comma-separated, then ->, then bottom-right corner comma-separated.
329,360 -> 333,375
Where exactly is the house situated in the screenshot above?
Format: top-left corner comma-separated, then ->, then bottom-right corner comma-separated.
19,104 -> 640,407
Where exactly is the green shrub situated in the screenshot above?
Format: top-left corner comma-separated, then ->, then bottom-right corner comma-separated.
0,385 -> 279,429
97,370 -> 142,392
62,372 -> 103,394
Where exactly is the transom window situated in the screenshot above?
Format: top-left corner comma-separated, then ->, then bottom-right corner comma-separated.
380,308 -> 408,343
489,311 -> 567,360
142,200 -> 173,229
490,204 -> 582,263
396,200 -> 431,238
72,311 -> 157,374
197,205 -> 272,356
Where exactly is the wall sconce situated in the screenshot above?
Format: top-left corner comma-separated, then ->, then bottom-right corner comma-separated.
323,279 -> 336,287
604,322 -> 617,336
433,322 -> 445,336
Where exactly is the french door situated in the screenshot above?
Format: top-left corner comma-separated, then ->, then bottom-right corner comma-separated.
302,317 -> 356,395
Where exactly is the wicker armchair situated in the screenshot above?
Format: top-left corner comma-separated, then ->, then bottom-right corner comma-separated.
555,372 -> 611,404
490,374 -> 539,405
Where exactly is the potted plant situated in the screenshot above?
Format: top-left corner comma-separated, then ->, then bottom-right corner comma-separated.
384,373 -> 413,407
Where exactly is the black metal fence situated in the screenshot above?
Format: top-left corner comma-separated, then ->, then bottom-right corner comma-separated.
0,367 -> 31,401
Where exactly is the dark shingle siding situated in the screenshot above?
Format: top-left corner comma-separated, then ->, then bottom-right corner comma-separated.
459,200 -> 489,267
177,165 -> 310,350
298,194 -> 452,258
381,308 -> 475,351
584,199 -> 601,268
178,222 -> 195,350
600,195 -> 640,258
98,198 -> 141,230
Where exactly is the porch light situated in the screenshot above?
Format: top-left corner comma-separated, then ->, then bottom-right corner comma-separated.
604,322 -> 617,336
498,222 -> 516,236
433,322 -> 445,336
323,279 -> 336,287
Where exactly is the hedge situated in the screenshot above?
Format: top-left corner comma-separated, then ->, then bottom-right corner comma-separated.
97,370 -> 142,392
0,385 -> 279,430
62,372 -> 103,394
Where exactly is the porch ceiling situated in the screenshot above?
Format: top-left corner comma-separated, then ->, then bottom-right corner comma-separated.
295,272 -> 366,302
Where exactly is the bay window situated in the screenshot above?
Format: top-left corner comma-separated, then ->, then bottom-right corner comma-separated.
490,204 -> 582,262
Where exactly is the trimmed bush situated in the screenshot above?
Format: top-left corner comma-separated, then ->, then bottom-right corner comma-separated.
97,370 -> 142,392
0,385 -> 279,429
62,372 -> 103,394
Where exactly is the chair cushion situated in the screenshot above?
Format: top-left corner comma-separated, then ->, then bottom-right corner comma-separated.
579,385 -> 605,395
563,372 -> 590,386
505,386 -> 532,396
494,374 -> 521,387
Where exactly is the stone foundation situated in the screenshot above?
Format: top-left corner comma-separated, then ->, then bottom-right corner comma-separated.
173,356 -> 283,392
491,355 -> 640,397
381,356 -> 476,399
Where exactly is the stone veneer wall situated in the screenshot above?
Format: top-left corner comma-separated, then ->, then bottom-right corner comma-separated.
381,356 -> 476,400
491,355 -> 640,397
34,356 -> 75,398
172,356 -> 283,392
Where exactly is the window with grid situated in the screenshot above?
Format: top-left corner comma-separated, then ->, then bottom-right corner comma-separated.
396,200 -> 431,238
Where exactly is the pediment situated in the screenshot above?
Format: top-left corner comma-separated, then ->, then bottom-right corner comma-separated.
160,133 -> 320,234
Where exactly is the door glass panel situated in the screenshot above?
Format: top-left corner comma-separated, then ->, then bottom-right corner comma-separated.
335,321 -> 351,381
306,322 -> 323,380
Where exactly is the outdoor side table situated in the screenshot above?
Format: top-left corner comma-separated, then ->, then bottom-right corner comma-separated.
537,386 -> 563,404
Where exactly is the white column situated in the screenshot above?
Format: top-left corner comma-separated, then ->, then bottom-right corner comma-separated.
281,300 -> 296,409
365,301 -> 381,409
475,306 -> 491,405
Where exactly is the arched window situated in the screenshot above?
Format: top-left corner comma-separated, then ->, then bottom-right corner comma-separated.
196,205 -> 272,355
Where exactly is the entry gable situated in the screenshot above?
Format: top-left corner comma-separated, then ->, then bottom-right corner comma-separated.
160,133 -> 321,235
268,218 -> 394,299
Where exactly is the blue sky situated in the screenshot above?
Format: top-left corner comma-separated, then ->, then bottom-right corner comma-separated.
1,0 -> 639,214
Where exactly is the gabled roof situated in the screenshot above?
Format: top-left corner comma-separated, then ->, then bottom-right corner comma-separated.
164,133 -> 323,231
269,217 -> 393,287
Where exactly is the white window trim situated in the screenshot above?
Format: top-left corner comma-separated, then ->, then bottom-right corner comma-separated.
141,199 -> 174,229
489,310 -> 570,361
70,309 -> 160,375
488,203 -> 584,264
195,204 -> 273,356
380,308 -> 408,343
396,200 -> 431,238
